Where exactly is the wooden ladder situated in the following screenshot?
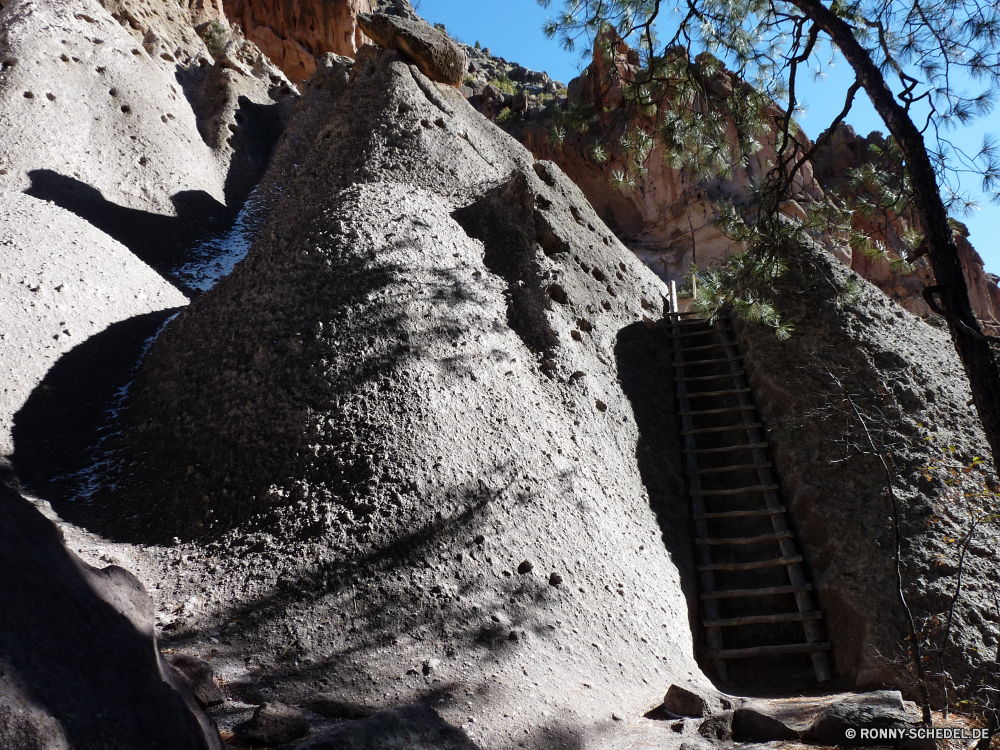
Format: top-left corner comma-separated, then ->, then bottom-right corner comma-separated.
669,311 -> 833,684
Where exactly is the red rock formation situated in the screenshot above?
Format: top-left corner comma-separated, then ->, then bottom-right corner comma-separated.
520,36 -> 823,283
812,124 -> 1000,327
221,0 -> 371,82
514,34 -> 1000,328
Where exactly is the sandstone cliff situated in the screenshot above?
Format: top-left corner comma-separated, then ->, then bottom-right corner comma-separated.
221,0 -> 371,82
811,124 -> 1000,328
484,35 -> 1000,329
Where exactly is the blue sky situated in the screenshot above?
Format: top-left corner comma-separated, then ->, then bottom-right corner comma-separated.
415,0 -> 1000,275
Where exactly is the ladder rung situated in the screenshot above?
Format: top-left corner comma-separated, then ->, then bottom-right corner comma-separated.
692,506 -> 786,521
688,462 -> 772,475
695,531 -> 793,546
679,388 -> 751,398
681,424 -> 763,436
672,356 -> 743,367
680,406 -> 756,417
678,342 -> 735,353
705,641 -> 831,660
675,371 -> 746,382
697,555 -> 803,572
668,319 -> 713,328
700,583 -> 811,599
684,442 -> 768,455
690,484 -> 778,496
704,610 -> 822,627
667,311 -> 703,317
670,328 -> 732,340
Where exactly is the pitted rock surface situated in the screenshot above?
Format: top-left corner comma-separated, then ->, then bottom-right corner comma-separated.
357,12 -> 466,85
90,49 -> 711,749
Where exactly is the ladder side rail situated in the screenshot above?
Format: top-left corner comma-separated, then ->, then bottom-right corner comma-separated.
715,318 -> 833,682
671,316 -> 729,683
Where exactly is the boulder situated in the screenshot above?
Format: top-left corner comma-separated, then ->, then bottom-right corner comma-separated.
0,192 -> 187,462
698,710 -> 733,740
91,47 -> 704,743
356,12 -> 466,85
0,483 -> 222,749
169,654 -> 226,708
803,696 -> 933,750
235,702 -> 309,746
663,684 -> 708,717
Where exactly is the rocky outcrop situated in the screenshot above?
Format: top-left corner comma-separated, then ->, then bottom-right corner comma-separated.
221,0 -> 370,82
506,36 -> 823,282
0,0 -> 295,221
812,123 -> 1000,327
356,11 -> 466,86
0,482 -> 223,749
89,47 -> 714,745
0,0 -> 294,479
735,241 -> 998,704
487,35 -> 999,329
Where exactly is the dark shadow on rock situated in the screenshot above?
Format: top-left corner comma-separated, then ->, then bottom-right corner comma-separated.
223,95 -> 287,208
10,309 -> 181,514
24,170 -> 233,290
0,483 -> 221,749
451,173 -> 560,357
292,703 -> 481,749
613,321 -> 703,658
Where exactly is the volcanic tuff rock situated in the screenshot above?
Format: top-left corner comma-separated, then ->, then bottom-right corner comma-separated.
0,193 -> 187,457
220,0 -> 371,82
735,241 -> 998,703
92,47 -> 716,747
0,483 -> 222,750
0,0 -> 297,467
811,123 -> 1000,328
0,0 -> 296,228
356,11 -> 467,86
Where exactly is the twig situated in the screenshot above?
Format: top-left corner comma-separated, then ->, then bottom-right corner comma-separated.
828,369 -> 933,724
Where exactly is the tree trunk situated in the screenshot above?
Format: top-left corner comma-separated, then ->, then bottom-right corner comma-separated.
789,0 -> 1000,468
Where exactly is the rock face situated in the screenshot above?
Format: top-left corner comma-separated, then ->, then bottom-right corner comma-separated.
221,0 -> 370,81
0,193 -> 187,458
811,123 -> 1000,328
0,483 -> 222,749
514,39 -> 823,284
0,0 -> 295,240
92,48 -> 711,745
494,35 -> 1000,328
0,0 -> 294,479
357,11 -> 466,86
734,242 -> 998,705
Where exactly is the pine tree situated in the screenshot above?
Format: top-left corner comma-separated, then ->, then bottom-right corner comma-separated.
539,0 -> 1000,486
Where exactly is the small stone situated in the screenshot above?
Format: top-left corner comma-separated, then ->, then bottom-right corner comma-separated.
422,658 -> 440,675
473,534 -> 485,545
548,571 -> 563,586
508,630 -> 518,641
663,684 -> 707,718
168,653 -> 224,708
234,702 -> 309,747
517,559 -> 533,574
